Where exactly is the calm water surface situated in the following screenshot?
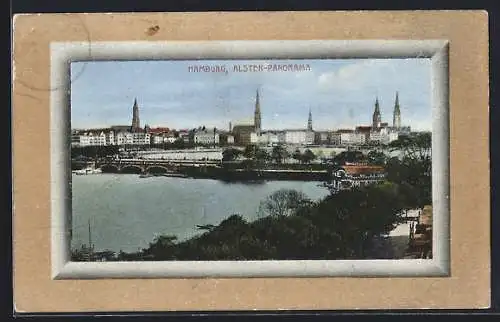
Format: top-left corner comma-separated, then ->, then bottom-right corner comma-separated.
71,174 -> 330,252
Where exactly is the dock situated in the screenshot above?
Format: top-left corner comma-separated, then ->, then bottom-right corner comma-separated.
403,205 -> 433,259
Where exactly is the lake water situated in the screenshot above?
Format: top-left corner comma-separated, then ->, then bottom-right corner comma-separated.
71,174 -> 330,252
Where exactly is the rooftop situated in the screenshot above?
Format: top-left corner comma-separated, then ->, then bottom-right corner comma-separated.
341,164 -> 386,175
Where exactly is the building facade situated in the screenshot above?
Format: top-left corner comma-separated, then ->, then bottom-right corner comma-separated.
193,129 -> 220,145
331,130 -> 366,146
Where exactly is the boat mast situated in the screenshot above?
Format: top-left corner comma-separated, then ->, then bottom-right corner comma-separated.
88,218 -> 93,261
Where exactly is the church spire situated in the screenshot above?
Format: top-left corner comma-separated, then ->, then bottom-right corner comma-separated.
393,91 -> 401,129
372,96 -> 381,129
131,97 -> 140,132
307,108 -> 313,131
254,89 -> 261,133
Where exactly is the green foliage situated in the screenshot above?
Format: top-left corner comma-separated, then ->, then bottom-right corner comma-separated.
292,148 -> 302,163
243,144 -> 259,160
333,150 -> 366,165
259,188 -> 311,217
385,132 -> 432,208
271,144 -> 290,164
367,150 -> 387,166
222,147 -> 243,162
255,148 -> 270,163
302,149 -> 316,164
291,149 -> 316,164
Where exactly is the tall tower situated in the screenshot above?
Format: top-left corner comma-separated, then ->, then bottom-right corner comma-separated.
393,91 -> 401,129
254,89 -> 261,133
131,98 -> 140,132
372,97 -> 382,129
307,108 -> 313,131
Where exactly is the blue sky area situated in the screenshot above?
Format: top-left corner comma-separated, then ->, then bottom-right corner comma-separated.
70,58 -> 432,131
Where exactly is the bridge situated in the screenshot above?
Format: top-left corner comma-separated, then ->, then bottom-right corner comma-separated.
97,158 -> 222,173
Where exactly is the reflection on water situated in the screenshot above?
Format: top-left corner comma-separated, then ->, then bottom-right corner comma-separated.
71,174 -> 329,252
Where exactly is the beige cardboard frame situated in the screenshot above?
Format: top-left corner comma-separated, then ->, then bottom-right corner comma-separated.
12,11 -> 490,312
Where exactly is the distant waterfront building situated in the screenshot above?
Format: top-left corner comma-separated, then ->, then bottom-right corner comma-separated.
331,129 -> 366,146
281,129 -> 309,145
314,131 -> 330,145
151,135 -> 165,145
232,123 -> 256,146
132,132 -> 151,145
193,128 -> 220,145
172,129 -> 190,143
257,131 -> 280,145
72,130 -> 110,147
219,132 -> 235,145
116,131 -> 133,145
106,131 -> 115,145
232,89 -> 263,145
368,127 -> 398,144
355,126 -> 372,143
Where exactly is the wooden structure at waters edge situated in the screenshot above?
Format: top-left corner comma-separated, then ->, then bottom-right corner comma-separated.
405,205 -> 433,259
327,164 -> 386,191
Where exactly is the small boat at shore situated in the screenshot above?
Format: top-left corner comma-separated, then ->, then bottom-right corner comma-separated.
196,224 -> 216,230
160,173 -> 189,178
73,167 -> 102,175
139,173 -> 155,178
139,172 -> 189,179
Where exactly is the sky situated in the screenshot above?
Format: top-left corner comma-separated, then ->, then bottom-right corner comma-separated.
70,58 -> 432,131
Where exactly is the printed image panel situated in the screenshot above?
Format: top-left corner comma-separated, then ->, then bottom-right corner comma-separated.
69,58 -> 433,262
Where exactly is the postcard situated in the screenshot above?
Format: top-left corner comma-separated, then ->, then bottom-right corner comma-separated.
12,11 -> 490,312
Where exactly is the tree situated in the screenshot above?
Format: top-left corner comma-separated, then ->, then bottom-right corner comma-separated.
312,182 -> 404,258
243,144 -> 258,160
302,149 -> 316,164
389,132 -> 431,161
271,144 -> 289,164
292,148 -> 303,163
255,148 -> 269,165
143,235 -> 178,260
172,138 -> 185,149
386,132 -> 432,208
259,189 -> 311,217
333,150 -> 365,165
367,150 -> 387,166
222,147 -> 243,162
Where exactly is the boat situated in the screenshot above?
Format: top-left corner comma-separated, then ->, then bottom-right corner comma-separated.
139,173 -> 155,178
160,172 -> 188,178
73,167 -> 102,175
196,224 -> 216,231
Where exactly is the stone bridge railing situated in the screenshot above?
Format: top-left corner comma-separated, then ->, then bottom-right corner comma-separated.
97,159 -> 221,173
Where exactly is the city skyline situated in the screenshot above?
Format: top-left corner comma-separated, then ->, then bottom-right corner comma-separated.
71,58 -> 432,131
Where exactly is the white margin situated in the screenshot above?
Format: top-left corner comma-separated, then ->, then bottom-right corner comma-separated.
51,40 -> 450,279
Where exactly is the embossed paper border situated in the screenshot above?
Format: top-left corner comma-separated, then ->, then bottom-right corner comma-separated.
49,39 -> 449,279
12,11 -> 490,311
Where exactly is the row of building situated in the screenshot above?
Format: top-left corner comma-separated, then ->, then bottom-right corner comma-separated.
72,124 -> 407,148
72,90 -> 411,148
